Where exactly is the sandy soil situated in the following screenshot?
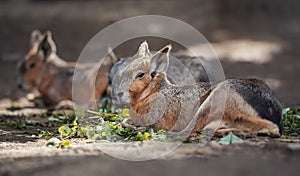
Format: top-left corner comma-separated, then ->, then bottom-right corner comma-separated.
0,103 -> 299,176
0,137 -> 300,176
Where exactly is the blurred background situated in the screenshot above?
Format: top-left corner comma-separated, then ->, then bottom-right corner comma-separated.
0,0 -> 299,107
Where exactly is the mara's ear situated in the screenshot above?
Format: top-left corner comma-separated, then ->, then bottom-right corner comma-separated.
135,41 -> 151,58
38,31 -> 57,62
107,46 -> 118,64
149,44 -> 172,73
30,29 -> 42,46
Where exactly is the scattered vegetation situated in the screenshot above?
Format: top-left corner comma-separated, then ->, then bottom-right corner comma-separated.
282,107 -> 300,136
66,108 -> 166,142
1,107 -> 300,148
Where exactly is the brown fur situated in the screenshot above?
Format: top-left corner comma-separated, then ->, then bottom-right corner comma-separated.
18,30 -> 113,108
127,42 -> 282,137
108,42 -> 214,107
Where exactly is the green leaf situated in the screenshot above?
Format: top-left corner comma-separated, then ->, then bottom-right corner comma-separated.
218,132 -> 243,145
282,108 -> 290,115
77,127 -> 86,138
86,129 -> 95,139
58,125 -> 72,137
47,137 -> 61,147
73,120 -> 78,126
16,121 -> 26,129
38,129 -> 53,139
101,131 -> 107,137
143,132 -> 151,140
48,116 -> 59,122
59,140 -> 71,149
121,108 -> 130,118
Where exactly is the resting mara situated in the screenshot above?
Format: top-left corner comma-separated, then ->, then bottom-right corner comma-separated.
126,42 -> 282,137
18,30 -> 114,108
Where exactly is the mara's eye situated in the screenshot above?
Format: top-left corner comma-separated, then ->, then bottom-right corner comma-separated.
29,63 -> 36,69
135,72 -> 145,79
151,71 -> 156,78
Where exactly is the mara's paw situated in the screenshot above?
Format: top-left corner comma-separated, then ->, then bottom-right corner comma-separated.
25,94 -> 45,108
122,119 -> 146,132
54,100 -> 74,110
122,119 -> 137,129
257,128 -> 280,138
189,132 -> 199,138
214,128 -> 255,138
26,93 -> 37,101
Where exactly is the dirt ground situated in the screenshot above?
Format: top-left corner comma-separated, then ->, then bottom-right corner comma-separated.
1,0 -> 300,175
0,139 -> 300,176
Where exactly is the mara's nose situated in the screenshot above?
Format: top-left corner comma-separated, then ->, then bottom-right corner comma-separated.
117,92 -> 124,97
17,77 -> 24,89
112,91 -> 124,104
17,82 -> 23,89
